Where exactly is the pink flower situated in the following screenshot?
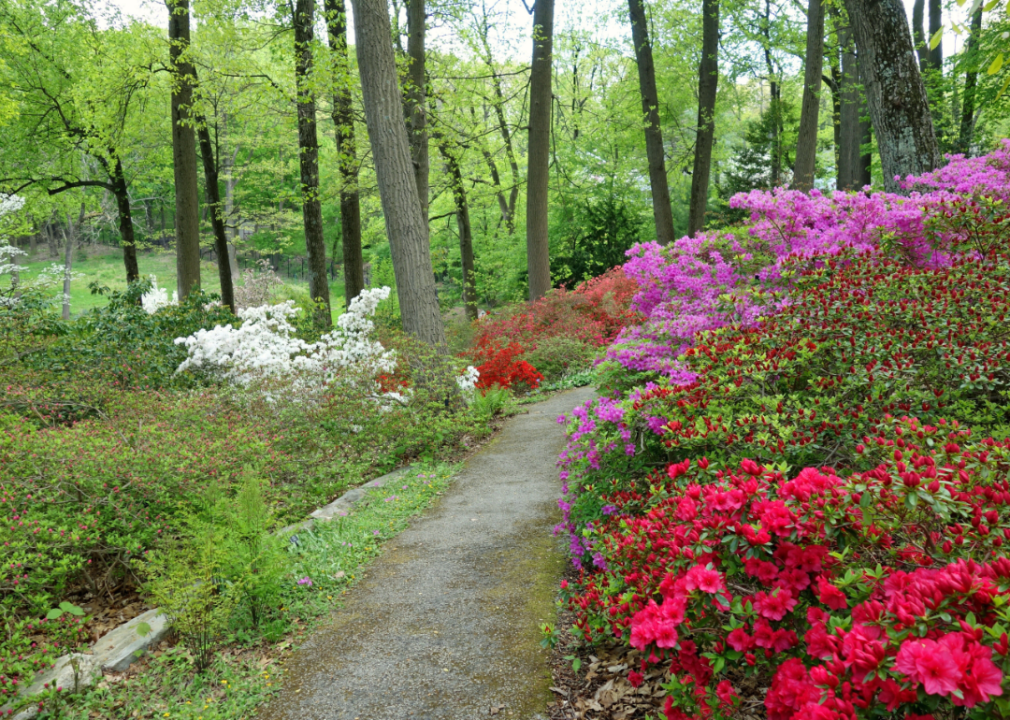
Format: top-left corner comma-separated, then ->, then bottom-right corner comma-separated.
726,627 -> 754,652
753,588 -> 797,621
895,638 -> 961,697
815,576 -> 847,610
684,564 -> 725,594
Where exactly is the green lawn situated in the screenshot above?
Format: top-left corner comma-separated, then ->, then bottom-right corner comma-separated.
16,245 -> 347,320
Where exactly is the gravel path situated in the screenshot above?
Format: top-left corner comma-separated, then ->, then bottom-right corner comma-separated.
257,386 -> 595,720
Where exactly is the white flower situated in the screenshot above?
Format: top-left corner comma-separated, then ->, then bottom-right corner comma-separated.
175,286 -> 398,401
141,276 -> 178,314
456,365 -> 480,396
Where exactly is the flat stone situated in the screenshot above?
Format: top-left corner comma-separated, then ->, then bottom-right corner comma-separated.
92,608 -> 170,672
4,653 -> 100,719
310,466 -> 414,522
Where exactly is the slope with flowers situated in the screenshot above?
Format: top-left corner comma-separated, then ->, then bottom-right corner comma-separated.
552,142 -> 1010,720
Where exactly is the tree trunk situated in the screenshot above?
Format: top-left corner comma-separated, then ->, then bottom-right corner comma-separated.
835,8 -> 861,190
223,146 -> 239,278
958,7 -> 983,155
195,116 -> 236,313
110,158 -> 141,283
61,206 -> 82,320
351,0 -> 445,346
827,52 -> 843,190
526,0 -> 554,301
793,0 -> 824,191
628,0 -> 675,245
688,0 -> 719,235
842,0 -> 939,192
926,0 -> 942,72
405,0 -> 428,227
437,142 -> 477,320
858,104 -> 872,187
912,0 -> 926,70
167,0 -> 201,298
324,0 -> 366,309
293,0 -> 332,328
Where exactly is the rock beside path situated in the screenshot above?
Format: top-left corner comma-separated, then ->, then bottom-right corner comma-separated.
257,387 -> 594,720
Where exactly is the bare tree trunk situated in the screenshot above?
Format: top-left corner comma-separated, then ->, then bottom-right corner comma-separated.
793,0 -> 824,191
405,0 -> 428,227
61,205 -> 82,320
195,116 -> 236,313
293,0 -> 332,328
688,0 -> 719,235
526,0 -> 554,301
912,0 -> 926,70
108,159 -> 141,283
926,0 -> 942,72
858,103 -> 872,187
324,0 -> 365,309
437,142 -> 477,320
628,0 -> 675,245
351,0 -> 445,346
843,0 -> 939,192
958,7 -> 983,155
167,0 -> 201,298
827,51 -> 843,190
223,147 -> 239,278
835,8 -> 860,190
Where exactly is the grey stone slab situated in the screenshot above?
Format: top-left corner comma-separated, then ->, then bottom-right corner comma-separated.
92,608 -> 170,673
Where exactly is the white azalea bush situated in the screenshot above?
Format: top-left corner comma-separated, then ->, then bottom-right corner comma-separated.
141,275 -> 179,314
175,286 -> 397,397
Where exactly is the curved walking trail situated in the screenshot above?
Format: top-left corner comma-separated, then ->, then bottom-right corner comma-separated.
258,386 -> 595,720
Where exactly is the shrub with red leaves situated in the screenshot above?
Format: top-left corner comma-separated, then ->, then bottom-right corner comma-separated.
563,417 -> 1010,720
470,340 -> 544,391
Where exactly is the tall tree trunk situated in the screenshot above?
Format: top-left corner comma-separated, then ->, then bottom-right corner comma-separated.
858,103 -> 872,187
437,142 -> 477,320
912,0 -> 926,70
109,159 -> 141,283
842,0 -> 940,192
166,0 -> 201,298
793,0 -> 824,191
958,7 -> 983,155
835,7 -> 861,190
688,0 -> 719,235
293,0 -> 332,328
926,0 -> 942,72
195,116 -> 236,313
526,0 -> 554,301
470,107 -> 513,231
223,146 -> 239,278
828,55 -> 843,190
351,0 -> 445,346
405,0 -> 428,227
61,205 -> 82,320
324,0 -> 365,309
628,0 -> 675,245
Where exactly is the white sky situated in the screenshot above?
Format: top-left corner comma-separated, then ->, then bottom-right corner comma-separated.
103,0 -> 971,59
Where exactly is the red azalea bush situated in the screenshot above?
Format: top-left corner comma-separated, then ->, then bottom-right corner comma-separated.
562,416 -> 1010,719
468,339 -> 544,391
470,266 -> 640,361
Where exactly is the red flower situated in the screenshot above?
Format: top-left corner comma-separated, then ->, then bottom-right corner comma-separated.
895,638 -> 961,697
816,576 -> 848,610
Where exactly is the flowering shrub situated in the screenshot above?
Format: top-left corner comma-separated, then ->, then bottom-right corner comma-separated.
175,287 -> 396,396
140,275 -> 178,314
558,250 -> 1010,552
562,417 -> 1010,719
608,141 -> 1010,383
469,339 -> 543,391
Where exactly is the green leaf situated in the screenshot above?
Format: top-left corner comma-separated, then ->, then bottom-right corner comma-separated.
983,0 -> 1000,10
135,621 -> 152,638
989,53 -> 1004,75
996,74 -> 1010,100
930,28 -> 944,50
46,609 -> 63,620
905,492 -> 919,510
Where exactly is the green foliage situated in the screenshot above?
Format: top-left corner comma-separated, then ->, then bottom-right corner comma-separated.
521,335 -> 596,383
470,384 -> 513,421
550,194 -> 645,287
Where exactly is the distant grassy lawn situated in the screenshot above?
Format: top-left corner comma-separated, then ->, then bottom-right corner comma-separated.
18,245 -> 347,321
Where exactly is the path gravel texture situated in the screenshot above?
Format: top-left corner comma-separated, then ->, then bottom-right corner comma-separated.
257,386 -> 595,720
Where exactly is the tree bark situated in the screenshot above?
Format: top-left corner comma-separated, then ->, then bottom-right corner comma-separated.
109,158 -> 140,283
61,205 -> 82,320
293,0 -> 332,328
958,7 -> 983,155
351,0 -> 445,346
195,117 -> 236,313
628,0 -> 675,245
437,142 -> 477,320
834,7 -> 861,190
793,0 -> 824,191
324,0 -> 365,309
688,0 -> 719,235
167,0 -> 201,298
526,0 -> 554,301
223,146 -> 239,278
842,0 -> 940,192
405,0 -> 428,227
926,0 -> 942,72
912,0 -> 926,70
